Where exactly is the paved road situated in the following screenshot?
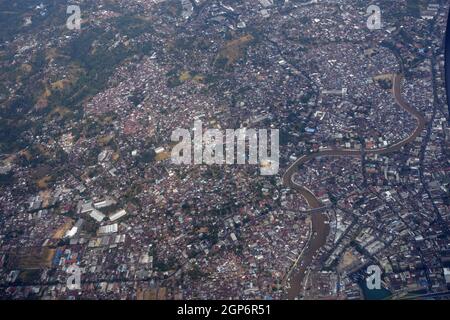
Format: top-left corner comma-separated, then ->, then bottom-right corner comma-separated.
283,74 -> 426,299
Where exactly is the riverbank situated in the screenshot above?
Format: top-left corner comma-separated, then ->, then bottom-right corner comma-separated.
282,73 -> 426,299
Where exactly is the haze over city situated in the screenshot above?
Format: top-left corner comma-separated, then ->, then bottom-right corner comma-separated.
0,0 -> 449,302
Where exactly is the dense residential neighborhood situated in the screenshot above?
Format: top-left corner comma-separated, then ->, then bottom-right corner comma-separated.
0,0 -> 449,300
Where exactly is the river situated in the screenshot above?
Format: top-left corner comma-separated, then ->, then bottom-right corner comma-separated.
282,74 -> 426,299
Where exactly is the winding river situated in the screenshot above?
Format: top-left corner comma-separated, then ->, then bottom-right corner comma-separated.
282,74 -> 426,299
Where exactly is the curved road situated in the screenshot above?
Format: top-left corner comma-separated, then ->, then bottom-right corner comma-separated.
283,74 -> 426,299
